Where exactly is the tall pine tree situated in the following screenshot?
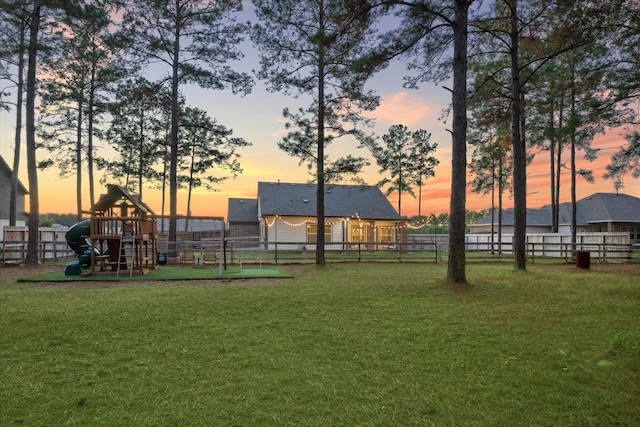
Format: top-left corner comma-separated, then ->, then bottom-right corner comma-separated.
122,0 -> 253,258
252,0 -> 380,265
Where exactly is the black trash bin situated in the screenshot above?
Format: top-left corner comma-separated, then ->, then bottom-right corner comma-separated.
157,252 -> 167,265
576,250 -> 590,269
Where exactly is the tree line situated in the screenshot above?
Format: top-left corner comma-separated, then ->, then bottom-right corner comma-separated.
1,0 -> 637,284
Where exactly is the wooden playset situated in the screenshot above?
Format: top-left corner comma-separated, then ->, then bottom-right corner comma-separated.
88,185 -> 158,276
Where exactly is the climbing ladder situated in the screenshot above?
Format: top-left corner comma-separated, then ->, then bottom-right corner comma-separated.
117,226 -> 136,278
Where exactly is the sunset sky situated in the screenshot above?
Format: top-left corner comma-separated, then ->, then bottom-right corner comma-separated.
1,4 -> 638,220
1,76 -> 635,220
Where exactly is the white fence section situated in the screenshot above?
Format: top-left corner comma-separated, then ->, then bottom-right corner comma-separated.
466,233 -> 631,261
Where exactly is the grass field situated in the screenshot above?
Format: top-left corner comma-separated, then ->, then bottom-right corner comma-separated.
1,262 -> 638,426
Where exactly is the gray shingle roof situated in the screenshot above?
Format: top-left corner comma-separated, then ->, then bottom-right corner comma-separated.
471,193 -> 640,226
227,198 -> 258,223
157,218 -> 222,231
0,155 -> 28,194
257,182 -> 404,220
471,206 -> 552,226
574,193 -> 640,223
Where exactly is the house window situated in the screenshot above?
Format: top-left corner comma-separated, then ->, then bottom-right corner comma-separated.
593,226 -> 602,232
351,225 -> 365,242
307,224 -> 331,243
621,226 -> 639,241
377,226 -> 394,243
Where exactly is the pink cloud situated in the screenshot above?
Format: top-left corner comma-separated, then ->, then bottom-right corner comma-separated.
371,92 -> 435,126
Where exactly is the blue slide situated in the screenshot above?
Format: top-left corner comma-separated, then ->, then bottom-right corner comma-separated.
64,219 -> 93,274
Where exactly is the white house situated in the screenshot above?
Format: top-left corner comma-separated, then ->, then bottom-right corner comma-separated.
228,182 -> 407,250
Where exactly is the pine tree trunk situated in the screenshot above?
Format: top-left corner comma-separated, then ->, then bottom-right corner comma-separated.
168,4 -> 181,259
549,98 -> 557,232
76,98 -> 83,221
25,3 -> 41,264
316,6 -> 326,267
510,0 -> 527,271
570,61 -> 577,254
446,0 -> 471,283
88,65 -> 97,209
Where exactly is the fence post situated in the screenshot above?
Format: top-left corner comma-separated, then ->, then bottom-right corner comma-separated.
531,242 -> 535,264
598,241 -> 602,263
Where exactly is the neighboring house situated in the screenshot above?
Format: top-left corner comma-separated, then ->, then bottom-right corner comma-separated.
227,198 -> 259,239
228,181 -> 407,250
0,155 -> 29,242
469,193 -> 640,243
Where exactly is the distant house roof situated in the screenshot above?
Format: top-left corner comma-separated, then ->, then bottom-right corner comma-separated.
471,193 -> 640,227
227,198 -> 258,223
157,218 -> 223,232
257,181 -> 405,220
571,193 -> 640,224
92,184 -> 155,215
0,155 -> 28,195
472,205 -> 553,227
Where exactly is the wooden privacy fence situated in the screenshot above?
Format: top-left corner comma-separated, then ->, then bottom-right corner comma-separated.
223,237 -> 441,264
2,226 -> 74,264
465,232 -> 633,262
2,227 -> 634,265
223,233 -> 634,264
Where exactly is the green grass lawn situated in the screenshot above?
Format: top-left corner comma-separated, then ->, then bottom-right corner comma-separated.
1,263 -> 638,426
